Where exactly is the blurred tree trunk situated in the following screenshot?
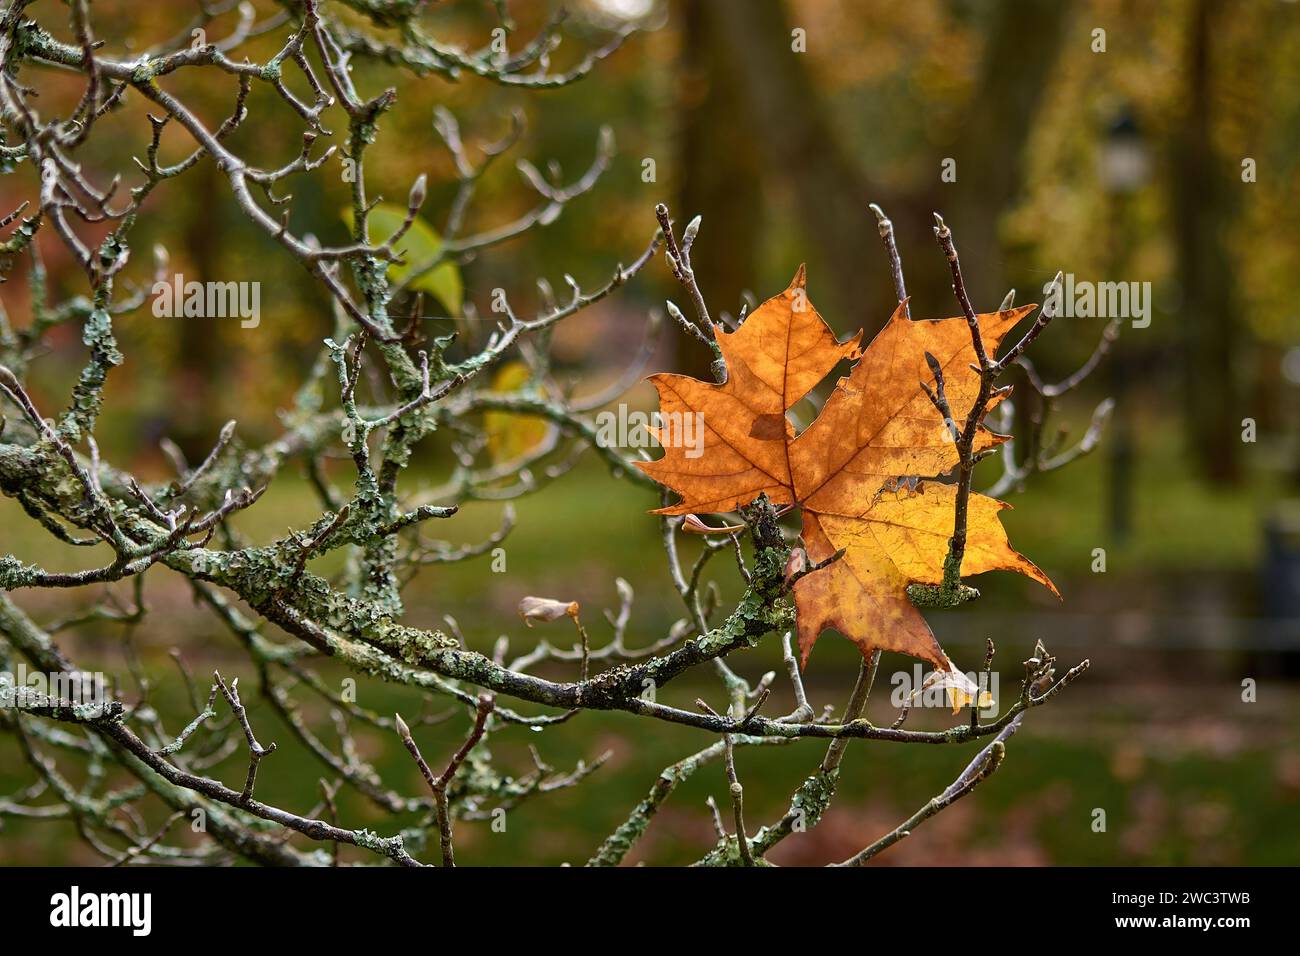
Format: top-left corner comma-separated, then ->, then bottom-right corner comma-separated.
1171,0 -> 1240,483
705,0 -> 1065,329
673,0 -> 763,377
175,160 -> 223,458
941,0 -> 1068,310
708,0 -> 884,328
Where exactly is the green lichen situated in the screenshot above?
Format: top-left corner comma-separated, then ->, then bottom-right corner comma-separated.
60,303 -> 122,443
787,768 -> 838,825
696,768 -> 840,866
697,835 -> 777,867
0,555 -> 38,590
131,56 -> 160,83
386,622 -> 459,661
906,581 -> 980,608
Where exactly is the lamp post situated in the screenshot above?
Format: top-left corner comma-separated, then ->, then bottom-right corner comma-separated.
1098,109 -> 1149,543
1099,113 -> 1151,194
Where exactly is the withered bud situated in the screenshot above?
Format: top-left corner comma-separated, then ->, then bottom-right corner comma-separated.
518,596 -> 579,627
681,514 -> 712,534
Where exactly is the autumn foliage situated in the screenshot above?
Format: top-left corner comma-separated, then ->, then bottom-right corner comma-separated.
638,268 -> 1058,672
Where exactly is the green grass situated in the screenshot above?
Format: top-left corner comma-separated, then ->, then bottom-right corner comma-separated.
994,400 -> 1287,574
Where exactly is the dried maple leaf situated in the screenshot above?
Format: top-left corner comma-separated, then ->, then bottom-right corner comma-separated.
637,267 -> 1058,672
637,266 -> 860,516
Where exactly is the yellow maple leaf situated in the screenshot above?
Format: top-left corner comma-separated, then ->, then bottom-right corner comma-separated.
484,361 -> 551,463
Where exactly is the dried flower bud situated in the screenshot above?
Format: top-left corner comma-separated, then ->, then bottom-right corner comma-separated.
680,514 -> 746,535
920,667 -> 995,714
518,596 -> 579,627
681,514 -> 712,534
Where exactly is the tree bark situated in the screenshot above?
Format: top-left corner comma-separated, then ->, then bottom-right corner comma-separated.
1170,0 -> 1241,483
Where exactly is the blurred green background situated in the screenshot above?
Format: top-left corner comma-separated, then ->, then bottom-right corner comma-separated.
1,0 -> 1298,866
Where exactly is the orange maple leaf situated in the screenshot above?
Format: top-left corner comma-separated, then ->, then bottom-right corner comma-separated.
637,267 -> 1057,671
638,265 -> 860,516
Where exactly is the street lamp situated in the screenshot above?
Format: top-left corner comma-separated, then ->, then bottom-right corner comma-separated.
1099,112 -> 1151,195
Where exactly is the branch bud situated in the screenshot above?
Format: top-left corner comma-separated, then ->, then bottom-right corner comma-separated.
682,215 -> 701,249
408,173 -> 427,211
